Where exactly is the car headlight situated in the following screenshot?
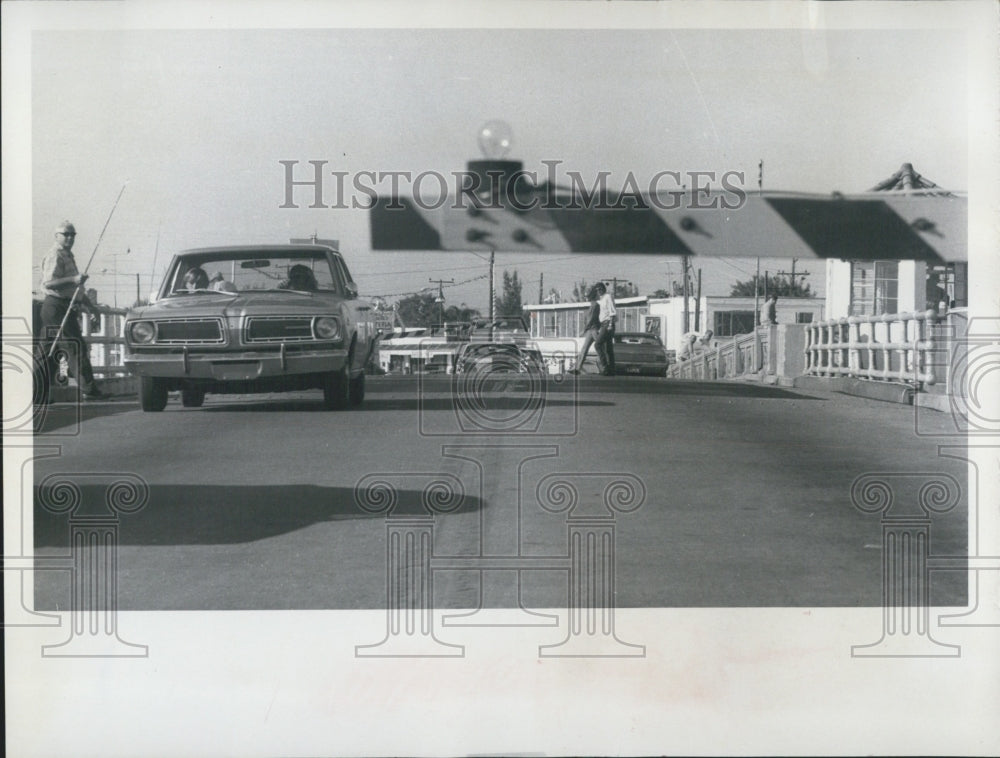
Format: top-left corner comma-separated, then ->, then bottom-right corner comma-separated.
313,316 -> 341,340
129,321 -> 156,344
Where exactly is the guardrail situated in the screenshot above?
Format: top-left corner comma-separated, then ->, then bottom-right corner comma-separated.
78,307 -> 129,378
670,328 -> 768,380
804,310 -> 938,387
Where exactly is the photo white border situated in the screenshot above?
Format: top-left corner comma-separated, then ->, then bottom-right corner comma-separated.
4,2 -> 999,756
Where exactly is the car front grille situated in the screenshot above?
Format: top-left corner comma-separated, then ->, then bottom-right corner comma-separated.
244,316 -> 315,343
154,318 -> 225,344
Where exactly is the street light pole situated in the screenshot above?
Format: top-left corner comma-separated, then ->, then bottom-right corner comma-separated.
429,277 -> 454,331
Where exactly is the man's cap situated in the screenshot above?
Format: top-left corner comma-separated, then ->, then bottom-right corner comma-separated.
55,220 -> 76,234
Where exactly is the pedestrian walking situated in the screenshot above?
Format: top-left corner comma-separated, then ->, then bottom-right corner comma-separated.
38,220 -> 106,399
568,286 -> 601,374
594,281 -> 617,376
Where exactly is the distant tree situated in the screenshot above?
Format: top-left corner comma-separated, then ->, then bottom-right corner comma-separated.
443,303 -> 482,322
613,281 -> 639,298
572,279 -> 639,301
497,270 -> 523,316
730,274 -> 814,298
649,288 -> 672,299
394,292 -> 438,327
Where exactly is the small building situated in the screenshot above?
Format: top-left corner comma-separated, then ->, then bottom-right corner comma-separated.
646,296 -> 826,352
823,164 -> 968,321
376,328 -> 457,374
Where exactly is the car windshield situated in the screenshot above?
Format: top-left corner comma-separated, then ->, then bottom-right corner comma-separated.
164,251 -> 341,297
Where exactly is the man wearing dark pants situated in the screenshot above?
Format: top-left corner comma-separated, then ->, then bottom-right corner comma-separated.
569,286 -> 601,374
594,281 -> 617,376
39,220 -> 105,399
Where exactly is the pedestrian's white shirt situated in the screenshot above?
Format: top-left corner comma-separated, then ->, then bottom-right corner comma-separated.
598,293 -> 616,323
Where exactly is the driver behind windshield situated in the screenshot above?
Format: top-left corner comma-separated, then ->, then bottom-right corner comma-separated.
278,264 -> 318,291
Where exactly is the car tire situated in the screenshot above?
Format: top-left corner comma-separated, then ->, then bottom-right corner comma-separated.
181,386 -> 205,408
349,370 -> 365,406
322,366 -> 350,410
139,376 -> 168,412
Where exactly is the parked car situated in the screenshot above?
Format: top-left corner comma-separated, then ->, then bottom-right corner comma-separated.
613,332 -> 670,376
123,244 -> 378,411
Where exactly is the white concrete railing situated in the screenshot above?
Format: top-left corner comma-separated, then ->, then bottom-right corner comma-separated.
804,310 -> 938,386
669,326 -> 775,380
74,307 -> 129,378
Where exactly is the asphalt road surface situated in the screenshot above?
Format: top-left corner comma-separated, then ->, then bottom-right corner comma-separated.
32,374 -> 968,610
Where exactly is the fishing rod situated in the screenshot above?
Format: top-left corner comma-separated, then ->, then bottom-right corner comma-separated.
47,182 -> 128,358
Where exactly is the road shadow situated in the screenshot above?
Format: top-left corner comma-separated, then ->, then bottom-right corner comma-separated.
34,484 -> 484,547
31,399 -> 138,434
198,396 -> 613,412
580,377 -> 823,399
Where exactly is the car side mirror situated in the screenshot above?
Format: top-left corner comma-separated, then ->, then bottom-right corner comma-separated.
345,281 -> 359,299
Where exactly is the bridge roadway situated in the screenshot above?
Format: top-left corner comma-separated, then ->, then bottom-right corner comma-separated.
32,374 -> 968,610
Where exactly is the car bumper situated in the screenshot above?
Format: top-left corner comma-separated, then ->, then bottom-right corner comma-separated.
124,347 -> 348,381
616,362 -> 667,376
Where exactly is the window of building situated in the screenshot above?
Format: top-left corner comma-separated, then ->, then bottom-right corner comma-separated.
926,263 -> 968,310
850,261 -> 898,316
713,310 -> 756,337
795,312 -> 814,324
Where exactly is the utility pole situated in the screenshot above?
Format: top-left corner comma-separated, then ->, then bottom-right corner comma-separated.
135,273 -> 140,306
539,272 -> 543,303
754,257 -> 761,326
489,252 -> 495,340
428,277 -> 454,329
775,259 -> 812,295
694,268 -> 702,332
682,255 -> 690,333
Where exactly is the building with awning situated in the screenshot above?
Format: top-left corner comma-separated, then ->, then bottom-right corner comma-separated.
822,164 -> 967,319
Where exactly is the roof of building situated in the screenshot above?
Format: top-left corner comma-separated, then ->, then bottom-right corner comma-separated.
868,163 -> 953,195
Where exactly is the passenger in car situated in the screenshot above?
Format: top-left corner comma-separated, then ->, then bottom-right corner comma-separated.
180,267 -> 210,291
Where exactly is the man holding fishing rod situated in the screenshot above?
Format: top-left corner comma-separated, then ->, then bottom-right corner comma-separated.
38,220 -> 107,400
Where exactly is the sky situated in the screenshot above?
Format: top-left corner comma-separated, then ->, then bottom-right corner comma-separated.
27,25 -> 969,310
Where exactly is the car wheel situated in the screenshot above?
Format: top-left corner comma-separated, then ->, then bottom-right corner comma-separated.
139,376 -> 168,412
322,366 -> 350,410
349,370 -> 365,406
181,386 -> 205,408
